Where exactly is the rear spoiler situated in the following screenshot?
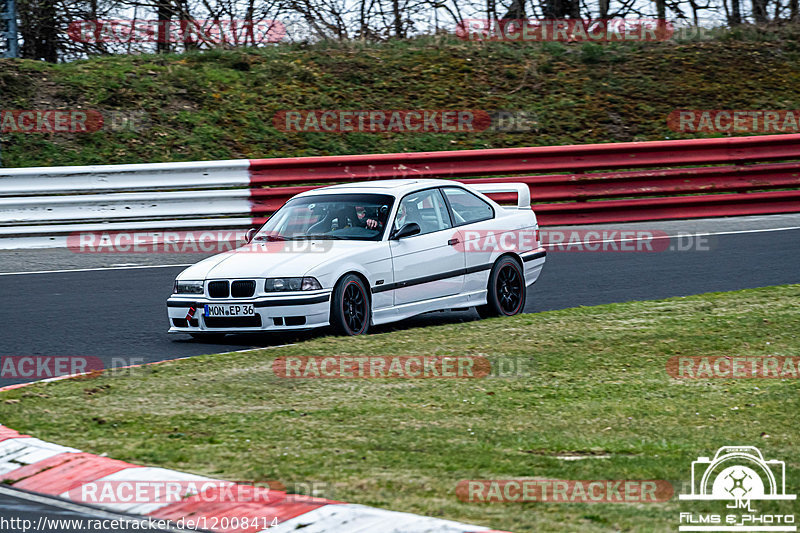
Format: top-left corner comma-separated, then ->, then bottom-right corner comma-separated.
461,183 -> 531,209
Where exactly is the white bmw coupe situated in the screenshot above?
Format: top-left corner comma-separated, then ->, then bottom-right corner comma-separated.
167,179 -> 545,337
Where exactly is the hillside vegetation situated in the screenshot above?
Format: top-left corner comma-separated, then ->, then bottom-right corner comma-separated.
2,30 -> 800,167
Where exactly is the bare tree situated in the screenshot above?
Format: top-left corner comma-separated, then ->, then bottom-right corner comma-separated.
751,0 -> 768,21
18,0 -> 58,61
12,0 -> 800,62
500,0 -> 526,19
542,0 -> 581,17
728,0 -> 742,24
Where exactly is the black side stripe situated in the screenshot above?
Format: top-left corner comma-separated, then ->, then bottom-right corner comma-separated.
372,250 -> 546,294
372,267 -> 466,293
523,250 -> 547,262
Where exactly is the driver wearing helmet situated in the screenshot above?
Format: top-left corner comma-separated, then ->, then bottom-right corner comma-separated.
363,205 -> 390,230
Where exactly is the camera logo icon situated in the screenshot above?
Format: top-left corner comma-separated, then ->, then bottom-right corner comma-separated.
680,446 -> 795,502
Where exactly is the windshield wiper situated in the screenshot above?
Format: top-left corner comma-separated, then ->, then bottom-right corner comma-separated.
289,234 -> 345,240
253,234 -> 287,242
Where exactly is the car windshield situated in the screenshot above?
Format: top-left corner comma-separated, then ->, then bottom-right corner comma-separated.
254,193 -> 395,242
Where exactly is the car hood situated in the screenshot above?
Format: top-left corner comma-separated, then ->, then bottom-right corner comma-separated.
177,240 -> 373,280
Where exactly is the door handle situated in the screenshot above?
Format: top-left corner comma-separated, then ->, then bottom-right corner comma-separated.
448,238 -> 459,246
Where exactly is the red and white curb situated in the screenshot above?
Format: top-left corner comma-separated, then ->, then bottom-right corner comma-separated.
0,425 -> 508,533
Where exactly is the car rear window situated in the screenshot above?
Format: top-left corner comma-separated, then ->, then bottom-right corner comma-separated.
442,187 -> 494,225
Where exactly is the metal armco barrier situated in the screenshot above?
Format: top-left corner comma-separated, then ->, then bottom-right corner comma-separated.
2,134 -> 800,248
0,160 -> 253,248
247,134 -> 800,225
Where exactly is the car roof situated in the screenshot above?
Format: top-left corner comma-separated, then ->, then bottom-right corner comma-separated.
295,179 -> 463,198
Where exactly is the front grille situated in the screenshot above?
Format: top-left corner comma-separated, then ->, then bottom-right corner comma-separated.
231,280 -> 256,298
204,315 -> 262,328
208,281 -> 230,298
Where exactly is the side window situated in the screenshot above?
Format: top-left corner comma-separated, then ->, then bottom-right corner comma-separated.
395,189 -> 452,236
442,187 -> 494,225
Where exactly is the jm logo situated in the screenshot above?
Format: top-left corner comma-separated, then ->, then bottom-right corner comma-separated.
678,446 -> 796,532
725,470 -> 753,509
679,446 -> 795,508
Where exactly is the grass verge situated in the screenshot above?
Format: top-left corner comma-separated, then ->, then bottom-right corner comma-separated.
1,285 -> 799,532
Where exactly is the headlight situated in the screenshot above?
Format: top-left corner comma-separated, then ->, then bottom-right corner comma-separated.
265,277 -> 322,292
174,280 -> 204,294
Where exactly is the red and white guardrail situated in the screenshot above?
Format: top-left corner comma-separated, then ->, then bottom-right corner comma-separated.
0,424 -> 507,533
2,133 -> 800,248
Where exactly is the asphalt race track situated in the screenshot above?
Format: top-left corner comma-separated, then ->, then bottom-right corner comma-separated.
0,486 -> 183,533
0,217 -> 799,526
1,220 -> 798,389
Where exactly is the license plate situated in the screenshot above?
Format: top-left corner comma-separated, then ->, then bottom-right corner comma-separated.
204,304 -> 255,317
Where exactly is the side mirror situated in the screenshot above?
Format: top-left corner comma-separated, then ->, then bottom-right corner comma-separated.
244,228 -> 257,243
391,222 -> 421,240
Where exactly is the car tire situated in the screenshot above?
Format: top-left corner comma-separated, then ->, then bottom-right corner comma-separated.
476,256 -> 526,318
330,274 -> 371,336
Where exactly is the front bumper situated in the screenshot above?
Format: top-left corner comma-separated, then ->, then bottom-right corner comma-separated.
166,291 -> 331,333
